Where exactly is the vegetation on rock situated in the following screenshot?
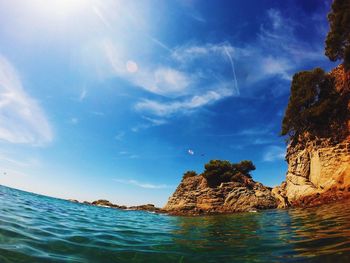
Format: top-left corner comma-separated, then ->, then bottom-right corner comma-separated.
325,0 -> 350,70
165,160 -> 276,215
182,170 -> 197,180
281,68 -> 347,140
275,0 -> 350,209
202,160 -> 255,187
282,0 -> 350,143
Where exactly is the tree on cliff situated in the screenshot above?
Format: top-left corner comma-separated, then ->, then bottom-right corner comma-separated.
281,68 -> 346,140
281,68 -> 334,137
202,160 -> 255,186
325,0 -> 350,70
282,1 -> 350,142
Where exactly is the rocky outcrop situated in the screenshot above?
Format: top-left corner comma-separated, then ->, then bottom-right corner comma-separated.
273,65 -> 350,208
164,175 -> 277,216
69,199 -> 161,212
272,139 -> 350,208
91,199 -> 122,208
128,204 -> 162,213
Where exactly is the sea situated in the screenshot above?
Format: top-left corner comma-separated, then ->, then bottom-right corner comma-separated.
0,185 -> 349,262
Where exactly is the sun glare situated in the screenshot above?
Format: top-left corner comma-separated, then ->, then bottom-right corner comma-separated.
36,0 -> 88,16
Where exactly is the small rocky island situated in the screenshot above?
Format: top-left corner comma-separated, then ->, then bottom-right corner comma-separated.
69,199 -> 162,213
164,160 -> 277,215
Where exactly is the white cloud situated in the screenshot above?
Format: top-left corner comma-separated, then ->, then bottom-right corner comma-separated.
78,7 -> 326,118
135,87 -> 233,116
263,146 -> 285,162
261,56 -> 292,81
131,116 -> 167,132
0,55 -> 53,145
113,178 -> 172,189
267,9 -> 282,29
153,68 -> 190,93
100,38 -> 240,114
0,153 -> 40,167
259,8 -> 324,63
101,39 -> 192,97
231,8 -> 324,86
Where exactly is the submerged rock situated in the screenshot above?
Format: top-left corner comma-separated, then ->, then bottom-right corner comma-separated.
164,174 -> 277,216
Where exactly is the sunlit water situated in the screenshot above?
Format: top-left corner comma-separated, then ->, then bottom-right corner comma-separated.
1,185 -> 350,262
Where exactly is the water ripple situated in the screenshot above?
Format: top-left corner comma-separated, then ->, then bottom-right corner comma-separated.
1,185 -> 350,262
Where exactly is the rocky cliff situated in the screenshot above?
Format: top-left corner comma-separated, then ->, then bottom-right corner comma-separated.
164,174 -> 277,216
272,139 -> 350,208
273,65 -> 350,208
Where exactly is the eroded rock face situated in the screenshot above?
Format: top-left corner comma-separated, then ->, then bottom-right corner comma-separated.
273,65 -> 350,208
164,175 -> 277,215
273,139 -> 350,208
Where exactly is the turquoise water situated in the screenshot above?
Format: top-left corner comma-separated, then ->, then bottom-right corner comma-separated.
0,185 -> 350,262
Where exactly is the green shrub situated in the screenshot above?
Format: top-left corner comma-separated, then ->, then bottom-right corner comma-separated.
202,160 -> 255,187
182,170 -> 197,180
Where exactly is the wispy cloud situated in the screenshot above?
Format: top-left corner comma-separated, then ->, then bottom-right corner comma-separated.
0,55 -> 53,145
263,146 -> 285,162
131,116 -> 167,132
78,6 -> 325,119
102,39 -> 191,97
135,87 -> 233,116
100,38 -> 240,116
251,8 -> 324,82
0,153 -> 40,168
200,9 -> 326,88
113,178 -> 172,189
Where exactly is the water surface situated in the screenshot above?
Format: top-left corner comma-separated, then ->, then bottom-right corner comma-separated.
1,185 -> 350,262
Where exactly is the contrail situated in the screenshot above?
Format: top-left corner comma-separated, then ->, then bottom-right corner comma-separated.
92,6 -> 113,30
224,46 -> 239,95
147,35 -> 173,53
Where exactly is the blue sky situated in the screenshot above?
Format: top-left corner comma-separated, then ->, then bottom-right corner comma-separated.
0,0 -> 336,206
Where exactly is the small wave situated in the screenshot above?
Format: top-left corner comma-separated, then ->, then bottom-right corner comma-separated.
1,185 -> 350,262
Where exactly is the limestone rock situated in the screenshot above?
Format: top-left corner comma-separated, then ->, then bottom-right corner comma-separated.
273,139 -> 350,208
164,175 -> 277,215
273,65 -> 350,208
